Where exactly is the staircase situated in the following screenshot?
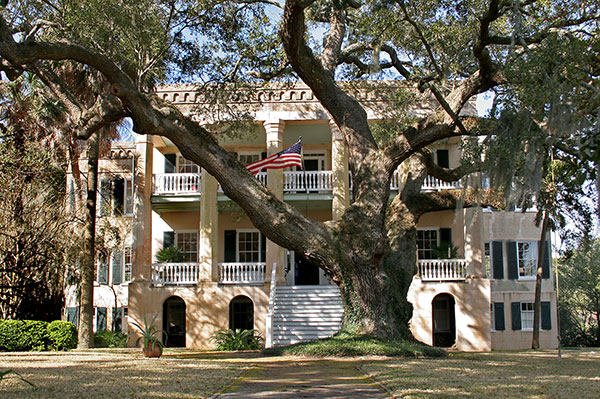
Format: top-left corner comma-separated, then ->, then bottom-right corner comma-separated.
272,285 -> 344,346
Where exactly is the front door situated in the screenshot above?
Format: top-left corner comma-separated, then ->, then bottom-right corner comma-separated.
294,254 -> 321,285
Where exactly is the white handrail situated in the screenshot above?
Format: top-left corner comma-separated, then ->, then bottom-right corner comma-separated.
152,262 -> 199,285
219,262 -> 266,284
283,170 -> 333,192
153,173 -> 201,195
265,262 -> 277,349
418,259 -> 467,281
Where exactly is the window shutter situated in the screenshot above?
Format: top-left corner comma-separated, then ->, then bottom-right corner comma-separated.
511,302 -> 521,330
112,250 -> 122,285
436,149 -> 450,168
260,233 -> 266,262
224,230 -> 237,262
96,307 -> 107,332
67,307 -> 78,326
113,307 -> 122,332
261,152 -> 267,160
163,231 -> 175,249
98,256 -> 109,284
492,241 -> 504,279
164,154 -> 176,173
439,228 -> 452,247
494,302 -> 505,331
98,179 -> 111,217
542,240 -> 551,279
541,301 -> 552,330
507,241 -> 518,279
112,177 -> 124,215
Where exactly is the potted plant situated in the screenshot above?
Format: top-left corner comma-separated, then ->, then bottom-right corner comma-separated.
155,246 -> 184,263
131,313 -> 166,358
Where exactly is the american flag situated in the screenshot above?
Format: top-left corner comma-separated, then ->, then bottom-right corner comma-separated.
245,140 -> 303,175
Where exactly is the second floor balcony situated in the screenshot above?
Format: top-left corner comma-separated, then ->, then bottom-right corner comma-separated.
152,170 -> 463,196
418,259 -> 467,281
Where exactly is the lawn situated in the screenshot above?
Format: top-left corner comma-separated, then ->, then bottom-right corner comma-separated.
361,348 -> 600,399
0,349 -> 249,399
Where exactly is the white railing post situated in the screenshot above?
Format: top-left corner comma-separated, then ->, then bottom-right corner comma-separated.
265,262 -> 277,349
418,259 -> 467,281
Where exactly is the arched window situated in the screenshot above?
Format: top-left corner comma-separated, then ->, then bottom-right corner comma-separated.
229,295 -> 254,331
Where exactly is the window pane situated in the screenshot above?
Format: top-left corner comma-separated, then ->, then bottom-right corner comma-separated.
176,232 -> 198,262
417,230 -> 438,260
238,231 -> 259,263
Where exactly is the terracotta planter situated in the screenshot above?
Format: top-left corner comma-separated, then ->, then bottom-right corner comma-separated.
142,343 -> 163,358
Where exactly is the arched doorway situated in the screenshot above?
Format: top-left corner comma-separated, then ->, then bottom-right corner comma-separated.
229,295 -> 254,330
163,296 -> 186,347
432,293 -> 456,347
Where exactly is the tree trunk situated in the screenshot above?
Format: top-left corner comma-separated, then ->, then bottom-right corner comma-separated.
78,130 -> 100,349
532,210 -> 550,349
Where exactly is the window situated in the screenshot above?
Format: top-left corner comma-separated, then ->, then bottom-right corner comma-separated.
417,230 -> 438,260
176,232 -> 199,262
96,307 -> 107,332
484,242 -> 491,278
229,296 -> 254,331
177,154 -> 199,173
238,231 -> 260,262
239,153 -> 260,165
517,241 -> 538,278
520,302 -> 534,330
124,247 -> 132,281
124,179 -> 134,215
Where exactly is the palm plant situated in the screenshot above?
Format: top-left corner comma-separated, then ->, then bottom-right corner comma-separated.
130,313 -> 166,357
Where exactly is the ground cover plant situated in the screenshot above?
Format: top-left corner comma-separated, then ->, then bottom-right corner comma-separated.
0,350 -> 246,399
361,349 -> 600,399
263,333 -> 446,357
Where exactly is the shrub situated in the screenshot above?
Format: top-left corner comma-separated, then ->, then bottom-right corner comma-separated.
0,320 -> 49,351
94,331 -> 128,348
48,321 -> 77,350
211,329 -> 263,351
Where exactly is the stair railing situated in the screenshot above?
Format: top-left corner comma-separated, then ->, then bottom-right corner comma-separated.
265,262 -> 277,349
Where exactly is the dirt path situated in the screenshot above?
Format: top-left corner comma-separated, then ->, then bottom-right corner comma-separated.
213,357 -> 391,398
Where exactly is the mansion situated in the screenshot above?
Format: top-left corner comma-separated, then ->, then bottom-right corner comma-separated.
64,84 -> 558,351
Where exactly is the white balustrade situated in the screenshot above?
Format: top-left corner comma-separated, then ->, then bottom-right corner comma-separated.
420,175 -> 463,191
283,170 -> 333,192
152,263 -> 199,285
219,262 -> 266,284
418,259 -> 467,281
153,173 -> 201,195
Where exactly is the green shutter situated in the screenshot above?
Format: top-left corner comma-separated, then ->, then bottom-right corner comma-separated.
98,179 -> 111,217
492,241 -> 504,279
163,231 -> 175,250
96,307 -> 107,332
67,307 -> 78,326
112,250 -> 122,285
541,301 -> 552,330
98,257 -> 109,284
164,154 -> 176,173
494,302 -> 505,331
507,241 -> 518,279
224,230 -> 237,262
542,240 -> 551,279
260,233 -> 266,263
511,302 -> 521,330
113,307 -> 122,332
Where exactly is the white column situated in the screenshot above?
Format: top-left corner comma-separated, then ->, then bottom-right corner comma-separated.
330,120 -> 349,221
200,168 -> 218,282
263,120 -> 286,284
132,135 -> 153,281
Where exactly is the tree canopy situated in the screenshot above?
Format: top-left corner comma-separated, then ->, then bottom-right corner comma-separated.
0,0 -> 598,337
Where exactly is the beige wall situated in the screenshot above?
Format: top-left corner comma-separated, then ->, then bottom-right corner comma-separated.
408,277 -> 492,351
128,281 -> 269,349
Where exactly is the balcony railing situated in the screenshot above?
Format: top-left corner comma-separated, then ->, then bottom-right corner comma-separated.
219,262 -> 266,284
153,173 -> 201,195
152,262 -> 199,285
418,259 -> 467,281
154,170 -> 462,196
284,170 -> 333,192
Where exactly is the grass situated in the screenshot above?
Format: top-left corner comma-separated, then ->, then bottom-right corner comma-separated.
0,349 -> 248,399
361,348 -> 600,399
262,332 -> 447,357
